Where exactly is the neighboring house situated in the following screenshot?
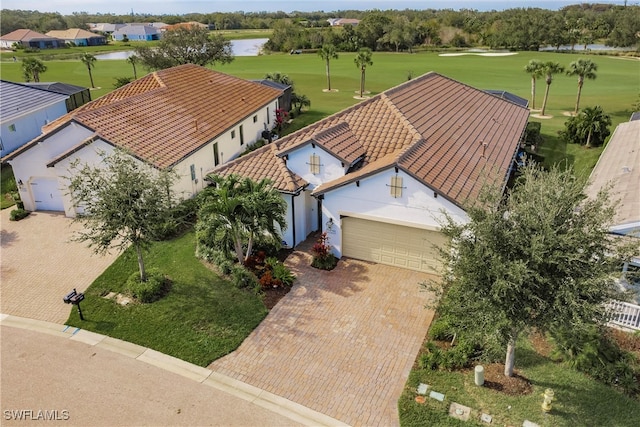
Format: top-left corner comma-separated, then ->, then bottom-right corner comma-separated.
24,82 -> 91,112
326,18 -> 361,26
45,29 -> 107,46
252,79 -> 292,114
210,72 -> 530,272
89,23 -> 126,36
584,119 -> 640,298
112,25 -> 161,41
0,29 -> 65,49
2,65 -> 283,214
0,80 -> 69,157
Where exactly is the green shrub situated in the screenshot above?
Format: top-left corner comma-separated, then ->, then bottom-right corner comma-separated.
125,269 -> 169,303
269,260 -> 296,287
9,208 -> 29,221
231,265 -> 259,291
428,318 -> 455,341
419,338 -> 477,371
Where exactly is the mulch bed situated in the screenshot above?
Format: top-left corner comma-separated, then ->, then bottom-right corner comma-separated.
480,363 -> 533,396
262,286 -> 291,310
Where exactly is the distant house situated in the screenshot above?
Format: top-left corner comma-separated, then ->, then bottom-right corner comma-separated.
24,82 -> 91,112
112,25 -> 161,41
46,29 -> 107,46
0,80 -> 69,157
209,72 -> 530,272
88,23 -> 126,36
0,29 -> 64,49
326,18 -> 360,27
3,65 -> 284,214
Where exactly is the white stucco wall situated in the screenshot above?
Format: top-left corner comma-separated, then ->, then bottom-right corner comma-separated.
321,168 -> 469,257
278,191 -> 316,248
285,144 -> 348,190
0,100 -> 68,157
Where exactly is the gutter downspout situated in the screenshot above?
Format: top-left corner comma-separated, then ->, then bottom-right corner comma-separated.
291,194 -> 296,247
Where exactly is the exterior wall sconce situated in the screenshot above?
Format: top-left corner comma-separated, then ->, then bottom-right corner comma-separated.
326,217 -> 334,232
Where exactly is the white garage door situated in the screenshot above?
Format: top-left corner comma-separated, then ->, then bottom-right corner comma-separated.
342,217 -> 447,273
30,178 -> 65,211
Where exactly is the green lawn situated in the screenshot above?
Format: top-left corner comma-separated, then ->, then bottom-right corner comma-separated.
1,50 -> 636,172
65,230 -> 268,367
400,336 -> 640,427
1,164 -> 17,209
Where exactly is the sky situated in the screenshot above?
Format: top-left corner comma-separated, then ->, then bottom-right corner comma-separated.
0,0 -> 628,15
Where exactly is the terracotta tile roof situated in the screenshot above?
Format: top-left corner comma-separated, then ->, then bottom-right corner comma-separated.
210,144 -> 307,194
200,72 -> 529,209
0,29 -> 57,42
36,64 -> 282,169
46,29 -> 104,40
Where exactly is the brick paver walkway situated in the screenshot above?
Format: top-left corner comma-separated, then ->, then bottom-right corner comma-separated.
0,210 -> 118,323
210,236 -> 437,426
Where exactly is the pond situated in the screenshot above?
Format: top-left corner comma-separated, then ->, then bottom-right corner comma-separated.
95,38 -> 269,60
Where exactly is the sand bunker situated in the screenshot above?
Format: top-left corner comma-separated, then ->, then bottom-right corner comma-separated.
439,52 -> 518,57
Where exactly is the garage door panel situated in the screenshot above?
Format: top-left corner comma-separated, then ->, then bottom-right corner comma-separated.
342,217 -> 445,273
30,178 -> 64,211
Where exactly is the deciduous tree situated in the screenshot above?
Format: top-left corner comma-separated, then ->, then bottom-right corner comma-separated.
427,162 -> 634,377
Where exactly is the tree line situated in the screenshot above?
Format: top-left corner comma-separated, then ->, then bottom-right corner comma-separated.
1,4 -> 638,51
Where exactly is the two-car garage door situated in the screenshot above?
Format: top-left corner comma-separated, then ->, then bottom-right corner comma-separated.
341,217 -> 446,273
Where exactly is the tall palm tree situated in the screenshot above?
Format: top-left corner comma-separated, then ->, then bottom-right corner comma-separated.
21,57 -> 47,83
354,48 -> 373,98
80,52 -> 97,88
318,44 -> 339,91
523,59 -> 544,110
539,61 -> 565,117
566,58 -> 598,114
578,106 -> 610,148
126,54 -> 139,79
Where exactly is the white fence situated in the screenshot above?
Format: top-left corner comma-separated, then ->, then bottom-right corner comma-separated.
607,300 -> 640,331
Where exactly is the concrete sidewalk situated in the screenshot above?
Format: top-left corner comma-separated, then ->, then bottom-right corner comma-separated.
0,314 -> 346,427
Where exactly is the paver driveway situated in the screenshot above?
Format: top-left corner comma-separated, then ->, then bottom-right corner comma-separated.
0,209 -> 118,323
210,238 -> 438,426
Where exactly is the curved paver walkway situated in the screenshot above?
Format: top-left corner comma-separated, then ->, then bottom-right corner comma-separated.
0,209 -> 119,323
210,240 -> 437,426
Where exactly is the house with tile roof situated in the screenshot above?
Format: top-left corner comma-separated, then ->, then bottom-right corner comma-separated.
0,29 -> 65,49
46,29 -> 106,46
210,72 -> 530,272
0,81 -> 69,157
112,25 -> 161,41
3,64 -> 283,213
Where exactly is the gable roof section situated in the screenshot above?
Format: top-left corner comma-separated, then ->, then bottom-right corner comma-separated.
0,29 -> 58,42
12,65 -> 283,168
211,144 -> 307,194
0,80 -> 69,123
203,72 -> 529,208
113,25 -> 160,36
46,29 -> 105,40
585,120 -> 640,230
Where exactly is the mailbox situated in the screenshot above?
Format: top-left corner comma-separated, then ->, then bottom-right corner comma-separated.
63,288 -> 85,320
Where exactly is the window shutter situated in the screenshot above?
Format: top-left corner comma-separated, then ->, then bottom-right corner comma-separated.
310,154 -> 321,174
390,176 -> 403,198
190,164 -> 196,181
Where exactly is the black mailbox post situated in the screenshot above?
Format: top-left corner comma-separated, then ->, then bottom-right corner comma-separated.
63,288 -> 85,320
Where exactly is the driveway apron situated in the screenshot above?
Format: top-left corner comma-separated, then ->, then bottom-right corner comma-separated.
1,210 -> 119,323
210,238 -> 437,426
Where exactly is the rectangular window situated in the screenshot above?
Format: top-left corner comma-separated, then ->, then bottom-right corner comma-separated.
390,176 -> 403,198
267,107 -> 270,124
239,125 -> 244,145
213,143 -> 220,166
253,115 -> 258,123
309,153 -> 321,175
8,124 -> 16,132
231,130 -> 236,139
190,164 -> 196,181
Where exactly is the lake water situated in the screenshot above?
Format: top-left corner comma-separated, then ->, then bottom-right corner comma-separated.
539,43 -> 634,51
95,38 -> 269,60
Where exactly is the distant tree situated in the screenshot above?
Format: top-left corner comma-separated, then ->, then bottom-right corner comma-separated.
126,54 -> 139,79
318,44 -> 339,91
134,27 -> 233,70
67,150 -> 177,282
427,162 -> 634,377
113,76 -> 133,88
264,72 -> 294,87
539,61 -> 565,116
566,58 -> 598,114
354,47 -> 373,98
523,59 -> 544,110
80,52 -> 97,88
560,105 -> 611,148
196,174 -> 287,263
291,93 -> 311,115
21,57 -> 47,82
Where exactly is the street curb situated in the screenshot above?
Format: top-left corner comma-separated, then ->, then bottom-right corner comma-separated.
0,314 -> 348,427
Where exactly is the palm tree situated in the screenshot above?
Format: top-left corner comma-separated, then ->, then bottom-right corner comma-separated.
539,61 -> 565,117
80,53 -> 97,88
21,57 -> 47,83
291,93 -> 311,115
566,58 -> 598,114
578,106 -> 611,148
126,54 -> 139,79
318,44 -> 339,91
354,48 -> 373,98
523,59 -> 544,110
264,72 -> 294,87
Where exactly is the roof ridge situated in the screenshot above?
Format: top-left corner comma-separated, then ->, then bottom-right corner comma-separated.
380,93 -> 423,146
